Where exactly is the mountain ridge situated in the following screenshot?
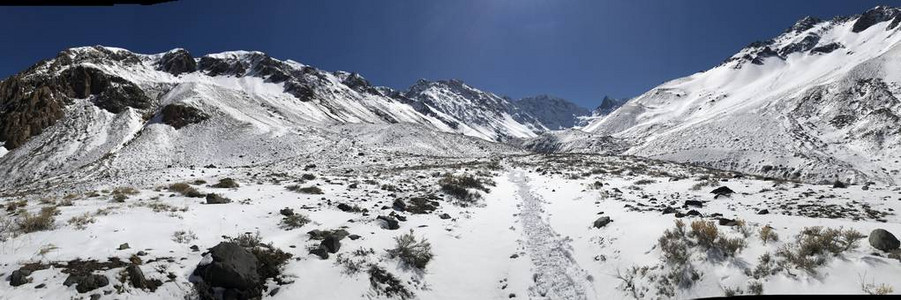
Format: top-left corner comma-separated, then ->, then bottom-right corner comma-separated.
581,6 -> 901,184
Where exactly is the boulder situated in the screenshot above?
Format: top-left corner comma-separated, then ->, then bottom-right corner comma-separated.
593,216 -> 612,228
321,235 -> 341,253
64,274 -> 109,293
308,229 -> 349,241
377,215 -> 400,230
9,269 -> 31,287
869,229 -> 900,252
392,199 -> 406,211
309,246 -> 329,259
718,218 -> 737,226
832,180 -> 846,188
757,209 -> 769,215
336,203 -> 353,212
192,242 -> 260,295
710,186 -> 734,196
279,208 -> 294,216
125,264 -> 149,289
205,193 -> 231,204
684,200 -> 704,208
439,213 -> 451,220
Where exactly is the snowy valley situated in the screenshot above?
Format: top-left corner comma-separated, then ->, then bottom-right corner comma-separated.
1,5 -> 901,300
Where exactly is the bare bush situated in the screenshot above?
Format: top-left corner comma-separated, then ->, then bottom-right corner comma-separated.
775,226 -> 865,274
212,178 -> 239,188
172,230 -> 198,244
387,230 -> 433,270
18,206 -> 59,233
168,183 -> 204,197
759,225 -> 778,244
280,213 -> 311,230
286,185 -> 323,194
67,213 -> 96,230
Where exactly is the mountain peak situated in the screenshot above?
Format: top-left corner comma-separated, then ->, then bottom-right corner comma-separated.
852,5 -> 901,33
786,16 -> 822,33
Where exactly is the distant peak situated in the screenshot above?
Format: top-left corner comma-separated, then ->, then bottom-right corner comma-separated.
203,50 -> 268,60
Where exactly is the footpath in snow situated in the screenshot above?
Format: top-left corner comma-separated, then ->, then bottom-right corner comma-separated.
510,170 -> 598,300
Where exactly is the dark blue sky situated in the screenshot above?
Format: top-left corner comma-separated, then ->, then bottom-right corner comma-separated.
0,0 -> 896,108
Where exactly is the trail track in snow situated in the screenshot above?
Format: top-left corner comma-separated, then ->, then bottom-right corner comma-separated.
510,170 -> 597,300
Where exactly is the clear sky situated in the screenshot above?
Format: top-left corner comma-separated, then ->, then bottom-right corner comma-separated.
0,0 -> 896,108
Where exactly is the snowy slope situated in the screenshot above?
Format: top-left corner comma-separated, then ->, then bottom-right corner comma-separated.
0,47 -> 544,189
400,79 -> 546,141
584,6 -> 901,184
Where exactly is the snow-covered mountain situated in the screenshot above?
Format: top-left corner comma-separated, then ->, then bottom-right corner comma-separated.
0,46 -> 536,189
513,95 -> 590,130
583,6 -> 901,184
592,96 -> 627,117
575,96 -> 627,127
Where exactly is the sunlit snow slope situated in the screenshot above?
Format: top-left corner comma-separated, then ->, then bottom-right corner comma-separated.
0,47 -> 529,189
585,6 -> 901,184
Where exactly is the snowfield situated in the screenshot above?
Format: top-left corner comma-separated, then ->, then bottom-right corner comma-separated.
1,154 -> 899,299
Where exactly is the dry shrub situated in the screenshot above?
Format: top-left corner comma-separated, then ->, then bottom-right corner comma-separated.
169,183 -> 204,197
759,225 -> 778,244
19,206 -> 59,233
388,230 -> 433,270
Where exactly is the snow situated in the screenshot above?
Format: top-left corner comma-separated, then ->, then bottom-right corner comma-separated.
2,155 -> 899,299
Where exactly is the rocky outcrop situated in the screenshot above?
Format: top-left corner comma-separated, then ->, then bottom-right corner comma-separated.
0,61 -> 150,150
160,104 -> 208,129
197,52 -> 319,102
63,274 -> 109,293
60,66 -> 151,113
852,6 -> 900,33
810,42 -> 843,54
787,16 -> 822,33
157,49 -> 197,75
0,78 -> 65,149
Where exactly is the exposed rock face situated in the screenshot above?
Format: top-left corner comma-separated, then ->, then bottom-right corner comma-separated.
0,78 -> 65,149
852,6 -> 900,33
157,49 -> 197,75
160,104 -> 208,129
60,66 -> 151,113
197,52 -> 319,102
811,42 -> 843,54
514,95 -> 590,130
0,59 -> 150,150
338,71 -> 380,94
778,34 -> 821,57
787,16 -> 822,33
